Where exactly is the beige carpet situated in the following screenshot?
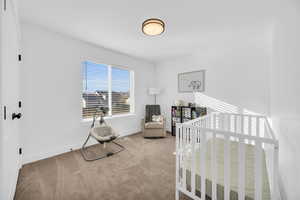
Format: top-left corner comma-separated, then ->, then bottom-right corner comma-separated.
14,133 -> 191,200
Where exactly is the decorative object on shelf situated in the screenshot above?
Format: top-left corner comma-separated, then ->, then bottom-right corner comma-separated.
178,70 -> 205,93
171,106 -> 207,136
142,18 -> 165,36
188,102 -> 196,107
148,88 -> 161,104
174,99 -> 185,106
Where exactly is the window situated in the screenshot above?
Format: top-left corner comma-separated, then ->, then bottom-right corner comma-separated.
111,67 -> 131,115
82,61 -> 133,119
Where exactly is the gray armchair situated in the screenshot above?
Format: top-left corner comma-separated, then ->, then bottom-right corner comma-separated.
141,105 -> 166,138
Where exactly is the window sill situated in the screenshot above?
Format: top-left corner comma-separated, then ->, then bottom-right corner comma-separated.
82,113 -> 136,123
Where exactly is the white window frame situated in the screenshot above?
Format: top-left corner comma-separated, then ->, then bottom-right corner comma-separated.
82,61 -> 135,120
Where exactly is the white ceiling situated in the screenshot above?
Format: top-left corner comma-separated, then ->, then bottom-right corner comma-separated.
19,0 -> 277,63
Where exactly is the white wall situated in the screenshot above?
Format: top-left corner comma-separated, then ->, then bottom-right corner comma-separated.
155,34 -> 272,131
20,23 -> 155,164
270,1 -> 300,199
19,6 -> 300,198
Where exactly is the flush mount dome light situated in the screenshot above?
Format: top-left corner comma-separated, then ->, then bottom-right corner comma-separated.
142,18 -> 165,36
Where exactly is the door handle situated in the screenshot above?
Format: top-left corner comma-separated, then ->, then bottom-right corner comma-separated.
12,113 -> 22,120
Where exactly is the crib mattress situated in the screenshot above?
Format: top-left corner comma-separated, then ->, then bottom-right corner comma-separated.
182,138 -> 271,200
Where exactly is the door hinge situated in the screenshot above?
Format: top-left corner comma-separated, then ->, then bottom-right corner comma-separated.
18,54 -> 22,61
18,101 -> 22,108
19,148 -> 22,155
3,106 -> 7,120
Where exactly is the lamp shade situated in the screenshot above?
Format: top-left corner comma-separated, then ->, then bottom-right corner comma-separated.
148,88 -> 161,95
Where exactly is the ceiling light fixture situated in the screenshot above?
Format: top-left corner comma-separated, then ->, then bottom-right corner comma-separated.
142,18 -> 165,36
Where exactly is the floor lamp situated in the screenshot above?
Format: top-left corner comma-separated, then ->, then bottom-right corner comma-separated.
148,88 -> 161,105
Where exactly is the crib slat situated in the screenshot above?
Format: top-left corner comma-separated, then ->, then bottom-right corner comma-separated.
234,115 -> 238,142
256,117 -> 260,137
222,114 -> 225,130
223,114 -> 227,131
200,131 -> 206,199
262,118 -> 266,138
218,115 -> 221,130
180,125 -> 184,150
211,132 -> 217,200
218,114 -> 222,130
224,134 -> 230,200
225,114 -> 228,130
179,126 -> 183,187
241,115 -> 244,134
248,116 -> 252,136
223,114 -> 226,130
213,114 -> 217,130
255,140 -> 262,200
230,114 -> 233,132
176,124 -> 180,200
238,138 -> 245,200
227,114 -> 231,132
191,127 -> 196,195
234,115 -> 237,131
268,143 -> 274,199
180,126 -> 184,188
183,127 -> 187,190
273,145 -> 279,200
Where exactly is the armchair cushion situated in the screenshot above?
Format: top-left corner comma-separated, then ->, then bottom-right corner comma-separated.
145,122 -> 164,129
145,105 -> 161,123
152,115 -> 163,122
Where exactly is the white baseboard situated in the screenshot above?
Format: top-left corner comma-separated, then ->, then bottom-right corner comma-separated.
22,128 -> 140,165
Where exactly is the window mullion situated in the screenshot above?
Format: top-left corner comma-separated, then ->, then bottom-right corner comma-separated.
108,65 -> 112,116
85,62 -> 88,91
130,71 -> 135,114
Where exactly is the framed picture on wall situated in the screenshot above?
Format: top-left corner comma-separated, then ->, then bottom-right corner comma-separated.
178,70 -> 205,93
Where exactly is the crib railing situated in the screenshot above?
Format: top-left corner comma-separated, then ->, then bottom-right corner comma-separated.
175,112 -> 279,200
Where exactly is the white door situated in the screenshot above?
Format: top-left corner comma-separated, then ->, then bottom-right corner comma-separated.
0,0 -> 21,199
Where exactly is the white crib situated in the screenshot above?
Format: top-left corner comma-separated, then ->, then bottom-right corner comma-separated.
175,112 -> 279,200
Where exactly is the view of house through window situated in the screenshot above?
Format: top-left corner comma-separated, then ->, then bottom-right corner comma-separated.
111,67 -> 130,115
82,61 -> 132,119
